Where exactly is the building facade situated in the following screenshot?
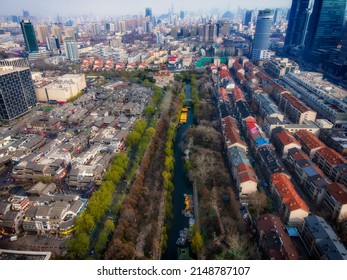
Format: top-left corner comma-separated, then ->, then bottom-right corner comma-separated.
252,9 -> 274,59
0,65 -> 37,120
20,19 -> 38,53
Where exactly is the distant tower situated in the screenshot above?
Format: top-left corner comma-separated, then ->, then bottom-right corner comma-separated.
145,8 -> 152,19
252,9 -> 274,60
64,37 -> 79,61
180,11 -> 185,20
51,25 -> 63,42
22,10 -> 30,18
20,19 -> 38,53
36,25 -> 49,44
244,10 -> 254,25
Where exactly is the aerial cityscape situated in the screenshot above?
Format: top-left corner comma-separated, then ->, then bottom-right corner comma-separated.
1,0 -> 347,261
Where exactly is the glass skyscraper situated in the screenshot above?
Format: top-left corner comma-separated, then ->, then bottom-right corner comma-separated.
252,9 -> 274,59
285,0 -> 312,49
305,0 -> 346,52
20,19 -> 38,53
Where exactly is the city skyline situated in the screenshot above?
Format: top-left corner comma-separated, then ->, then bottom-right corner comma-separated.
1,0 -> 292,16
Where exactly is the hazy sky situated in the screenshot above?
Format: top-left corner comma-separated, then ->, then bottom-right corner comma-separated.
1,0 -> 292,17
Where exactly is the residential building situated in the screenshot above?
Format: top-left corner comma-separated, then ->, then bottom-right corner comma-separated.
222,116 -> 248,153
256,214 -> 299,260
314,147 -> 347,185
253,93 -> 284,121
22,184 -> 85,235
265,57 -> 299,78
0,63 -> 37,120
51,25 -> 63,42
286,148 -> 327,204
257,146 -> 285,181
270,127 -> 301,158
270,173 -> 309,225
321,183 -> 347,221
20,19 -> 38,53
300,215 -> 347,260
282,72 -> 347,127
36,25 -> 49,44
68,147 -> 113,188
252,9 -> 274,60
319,129 -> 347,156
236,163 -> 257,198
277,92 -> 317,124
294,129 -> 326,158
64,37 -> 79,61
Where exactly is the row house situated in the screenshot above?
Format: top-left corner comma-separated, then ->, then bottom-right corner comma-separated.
294,130 -> 326,158
314,147 -> 347,185
278,92 -> 317,124
270,127 -> 301,158
270,173 -> 309,226
300,215 -> 347,260
256,214 -> 299,260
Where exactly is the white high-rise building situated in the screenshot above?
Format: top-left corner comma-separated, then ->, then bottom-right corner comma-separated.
64,38 -> 79,61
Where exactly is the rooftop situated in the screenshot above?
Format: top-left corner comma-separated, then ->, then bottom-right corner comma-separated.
303,215 -> 347,260
294,130 -> 326,151
271,173 -> 309,212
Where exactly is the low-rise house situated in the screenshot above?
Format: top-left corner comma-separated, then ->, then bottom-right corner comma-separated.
256,214 -> 299,260
270,173 -> 309,226
236,163 -> 257,198
286,148 -> 327,204
321,183 -> 347,221
270,127 -> 301,158
257,146 -> 285,181
300,215 -> 347,260
294,130 -> 326,158
314,147 -> 347,185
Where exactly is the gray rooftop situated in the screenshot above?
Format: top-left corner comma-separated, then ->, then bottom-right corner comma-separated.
304,215 -> 347,260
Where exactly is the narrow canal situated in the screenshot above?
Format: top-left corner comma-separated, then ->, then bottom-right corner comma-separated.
162,84 -> 194,260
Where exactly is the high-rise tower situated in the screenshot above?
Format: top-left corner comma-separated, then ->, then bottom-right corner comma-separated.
304,0 -> 346,61
285,0 -> 312,49
0,59 -> 37,120
252,9 -> 274,60
20,19 -> 38,53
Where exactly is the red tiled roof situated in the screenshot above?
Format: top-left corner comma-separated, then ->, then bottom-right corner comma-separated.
257,214 -> 299,260
326,183 -> 347,204
236,163 -> 256,176
275,130 -> 301,147
225,125 -> 246,147
223,116 -> 238,128
271,173 -> 309,212
218,69 -> 231,79
282,92 -> 314,113
294,130 -> 326,151
315,147 -> 347,165
269,81 -> 287,93
239,173 -> 257,183
232,87 -> 244,102
236,72 -> 245,81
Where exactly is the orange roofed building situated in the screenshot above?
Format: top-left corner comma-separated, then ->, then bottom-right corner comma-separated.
294,130 -> 326,158
271,173 -> 309,226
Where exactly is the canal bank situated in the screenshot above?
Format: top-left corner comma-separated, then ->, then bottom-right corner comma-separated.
162,84 -> 194,260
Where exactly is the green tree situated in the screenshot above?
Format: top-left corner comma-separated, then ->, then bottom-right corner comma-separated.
191,226 -> 203,255
67,232 -> 90,258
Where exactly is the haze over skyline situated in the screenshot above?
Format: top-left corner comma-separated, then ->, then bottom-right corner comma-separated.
2,0 -> 292,17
